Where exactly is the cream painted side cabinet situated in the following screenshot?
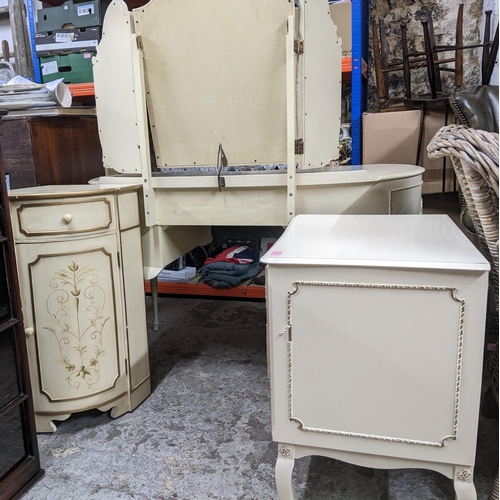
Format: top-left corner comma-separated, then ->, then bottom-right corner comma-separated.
262,214 -> 490,500
8,185 -> 150,432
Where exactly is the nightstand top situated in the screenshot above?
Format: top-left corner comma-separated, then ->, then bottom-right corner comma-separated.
261,214 -> 490,272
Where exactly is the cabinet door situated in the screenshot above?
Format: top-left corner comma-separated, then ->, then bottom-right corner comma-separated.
16,234 -> 128,414
0,150 -> 43,498
0,325 -> 35,481
0,324 -> 42,499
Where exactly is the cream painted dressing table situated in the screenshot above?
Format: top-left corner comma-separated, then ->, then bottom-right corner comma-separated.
90,0 -> 424,329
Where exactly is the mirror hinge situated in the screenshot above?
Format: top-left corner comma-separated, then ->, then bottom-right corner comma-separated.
294,39 -> 304,55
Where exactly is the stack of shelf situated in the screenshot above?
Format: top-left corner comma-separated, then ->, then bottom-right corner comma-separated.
144,279 -> 265,300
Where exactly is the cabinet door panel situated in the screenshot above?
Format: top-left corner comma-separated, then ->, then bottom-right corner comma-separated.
287,284 -> 460,444
0,405 -> 26,479
120,227 -> 149,392
0,326 -> 20,409
17,235 -> 127,408
0,245 -> 12,324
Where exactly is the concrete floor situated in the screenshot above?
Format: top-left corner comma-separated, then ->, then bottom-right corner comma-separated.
20,195 -> 499,500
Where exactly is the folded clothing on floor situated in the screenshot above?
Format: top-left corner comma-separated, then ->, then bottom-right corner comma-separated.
201,261 -> 260,289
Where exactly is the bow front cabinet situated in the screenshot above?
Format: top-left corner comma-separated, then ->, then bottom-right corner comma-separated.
8,184 -> 150,432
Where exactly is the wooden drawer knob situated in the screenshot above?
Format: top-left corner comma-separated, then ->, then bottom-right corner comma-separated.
63,214 -> 73,224
25,327 -> 34,337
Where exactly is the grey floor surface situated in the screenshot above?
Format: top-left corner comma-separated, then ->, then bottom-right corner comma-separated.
20,195 -> 499,500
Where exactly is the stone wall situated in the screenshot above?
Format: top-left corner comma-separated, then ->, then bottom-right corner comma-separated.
368,0 -> 485,111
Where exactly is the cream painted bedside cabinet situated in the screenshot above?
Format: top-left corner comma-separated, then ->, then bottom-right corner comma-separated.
261,214 -> 490,500
8,184 -> 150,432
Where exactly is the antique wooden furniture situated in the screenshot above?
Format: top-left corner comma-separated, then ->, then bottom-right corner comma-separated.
8,184 -> 150,432
0,110 -> 104,190
372,7 -> 499,109
262,214 -> 490,500
0,118 -> 43,498
449,85 -> 499,134
371,6 -> 466,109
482,11 -> 499,85
418,9 -> 498,103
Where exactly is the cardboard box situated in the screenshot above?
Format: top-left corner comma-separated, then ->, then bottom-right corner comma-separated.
35,27 -> 101,56
40,52 -> 94,84
157,267 -> 197,283
362,108 -> 455,194
419,109 -> 455,193
362,109 -> 421,165
37,0 -> 106,32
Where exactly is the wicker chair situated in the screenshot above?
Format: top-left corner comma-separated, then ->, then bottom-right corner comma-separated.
428,124 -> 499,500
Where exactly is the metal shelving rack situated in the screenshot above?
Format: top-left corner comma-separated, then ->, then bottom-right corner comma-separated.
26,0 -> 370,157
27,0 -> 41,83
350,0 -> 369,165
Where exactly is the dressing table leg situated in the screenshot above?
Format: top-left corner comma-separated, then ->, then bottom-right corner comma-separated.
150,276 -> 159,331
275,444 -> 295,500
453,467 -> 477,500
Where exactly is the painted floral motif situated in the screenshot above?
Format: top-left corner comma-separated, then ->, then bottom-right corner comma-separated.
44,261 -> 110,390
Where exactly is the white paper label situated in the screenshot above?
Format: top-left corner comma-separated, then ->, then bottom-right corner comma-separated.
41,60 -> 58,76
55,32 -> 74,43
77,4 -> 94,16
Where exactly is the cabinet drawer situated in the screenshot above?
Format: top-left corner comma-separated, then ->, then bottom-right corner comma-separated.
12,197 -> 115,239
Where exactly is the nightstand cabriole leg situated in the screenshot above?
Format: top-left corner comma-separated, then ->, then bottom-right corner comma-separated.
276,444 -> 295,500
454,467 -> 477,500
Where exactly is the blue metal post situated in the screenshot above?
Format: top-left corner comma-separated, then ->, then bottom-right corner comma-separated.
351,0 -> 369,165
26,0 -> 41,83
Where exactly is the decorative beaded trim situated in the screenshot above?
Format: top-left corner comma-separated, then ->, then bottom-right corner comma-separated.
389,182 -> 423,214
449,96 -> 471,128
370,167 -> 425,181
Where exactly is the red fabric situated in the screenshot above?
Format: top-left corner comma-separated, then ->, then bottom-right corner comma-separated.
204,245 -> 255,265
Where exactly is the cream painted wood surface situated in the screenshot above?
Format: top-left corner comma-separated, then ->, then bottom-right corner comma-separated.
93,1 -> 141,174
133,0 -> 292,168
262,215 -> 489,500
150,166 -> 424,225
95,164 -> 424,227
9,185 -> 150,432
93,0 -> 421,230
300,0 -> 342,168
13,197 -> 114,238
96,0 -> 343,172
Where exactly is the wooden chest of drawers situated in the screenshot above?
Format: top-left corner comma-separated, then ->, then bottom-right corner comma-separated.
0,113 -> 104,190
